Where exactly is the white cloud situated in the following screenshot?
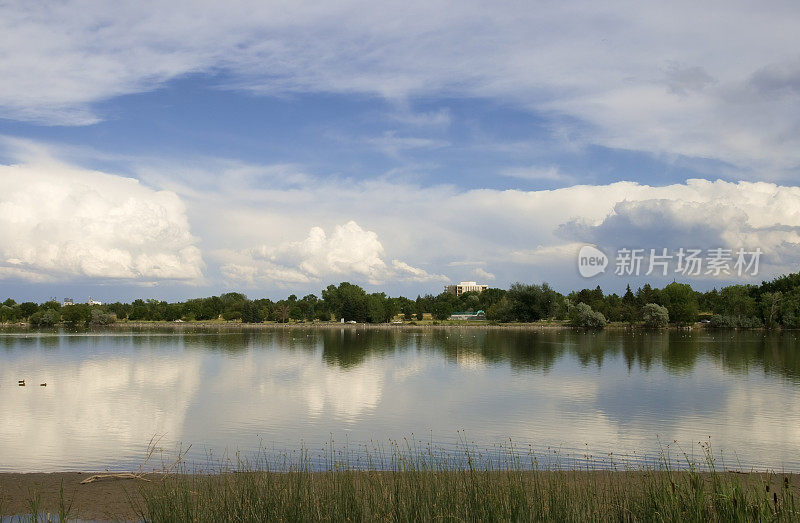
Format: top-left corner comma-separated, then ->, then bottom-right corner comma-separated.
221,221 -> 446,286
6,143 -> 799,291
133,154 -> 800,290
472,267 -> 495,281
0,160 -> 204,283
392,260 -> 446,282
2,2 -> 800,174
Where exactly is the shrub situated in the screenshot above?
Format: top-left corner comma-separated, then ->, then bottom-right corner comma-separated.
90,309 -> 116,325
709,314 -> 736,328
738,316 -> 763,329
29,310 -> 58,327
569,303 -> 606,329
708,314 -> 763,329
641,303 -> 669,329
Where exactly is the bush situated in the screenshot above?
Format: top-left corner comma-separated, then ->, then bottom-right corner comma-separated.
641,303 -> 669,329
781,310 -> 798,328
569,303 -> 606,329
739,316 -> 763,329
708,314 -> 763,329
90,309 -> 116,326
709,314 -> 736,328
29,310 -> 58,327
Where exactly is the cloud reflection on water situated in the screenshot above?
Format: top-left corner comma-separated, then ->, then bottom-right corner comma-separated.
1,328 -> 799,472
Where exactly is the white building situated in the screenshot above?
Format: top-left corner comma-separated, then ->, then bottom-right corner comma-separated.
88,297 -> 103,306
444,281 -> 489,296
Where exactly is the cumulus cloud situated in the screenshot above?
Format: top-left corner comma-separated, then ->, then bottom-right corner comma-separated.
220,221 -> 446,286
556,181 -> 800,278
0,160 -> 204,283
135,154 -> 800,290
472,267 -> 495,281
2,2 -> 800,174
4,143 -> 800,292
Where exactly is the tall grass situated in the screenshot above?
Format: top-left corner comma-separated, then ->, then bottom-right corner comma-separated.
137,438 -> 799,522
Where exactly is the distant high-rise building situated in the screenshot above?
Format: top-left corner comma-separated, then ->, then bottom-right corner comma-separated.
444,281 -> 489,296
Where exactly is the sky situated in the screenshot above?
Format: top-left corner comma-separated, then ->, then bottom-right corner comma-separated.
1,1 -> 800,302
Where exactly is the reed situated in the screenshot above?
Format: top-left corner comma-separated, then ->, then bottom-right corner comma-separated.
138,439 -> 799,522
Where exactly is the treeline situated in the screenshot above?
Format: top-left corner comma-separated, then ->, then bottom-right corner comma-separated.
4,273 -> 800,328
564,274 -> 800,329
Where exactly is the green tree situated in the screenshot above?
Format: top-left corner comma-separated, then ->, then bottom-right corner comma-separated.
431,292 -> 459,320
659,282 -> 698,325
198,296 -> 223,320
146,299 -> 168,321
29,310 -> 58,327
507,283 -> 561,322
61,304 -> 91,327
274,302 -> 291,323
458,291 -> 481,313
622,284 -> 635,304
761,291 -> 782,328
486,296 -> 515,322
322,282 -> 368,322
635,284 -> 659,308
365,293 -> 394,323
568,302 -> 606,329
220,292 -> 247,318
241,299 -> 264,323
699,288 -> 723,314
477,288 -> 507,312
39,300 -> 62,312
129,299 -> 149,321
17,302 -> 38,319
0,305 -> 19,323
164,303 -> 184,321
719,285 -> 757,324
298,294 -> 319,321
642,303 -> 669,329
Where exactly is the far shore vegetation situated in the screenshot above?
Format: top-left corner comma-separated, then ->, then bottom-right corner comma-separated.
4,272 -> 800,331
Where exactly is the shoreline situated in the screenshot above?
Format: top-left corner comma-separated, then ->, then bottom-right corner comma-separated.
1,470 -> 795,521
1,319 -> 711,331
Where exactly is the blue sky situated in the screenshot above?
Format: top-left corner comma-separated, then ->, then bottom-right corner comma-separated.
1,1 -> 800,302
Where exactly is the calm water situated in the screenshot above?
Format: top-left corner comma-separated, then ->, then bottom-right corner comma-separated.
1,327 -> 800,472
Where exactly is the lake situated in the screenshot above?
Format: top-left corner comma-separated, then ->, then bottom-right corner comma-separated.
1,327 -> 799,472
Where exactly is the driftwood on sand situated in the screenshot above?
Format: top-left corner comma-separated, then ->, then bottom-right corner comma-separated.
80,472 -> 150,484
80,435 -> 189,484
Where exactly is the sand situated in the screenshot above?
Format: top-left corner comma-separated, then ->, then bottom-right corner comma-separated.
0,472 -> 147,521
